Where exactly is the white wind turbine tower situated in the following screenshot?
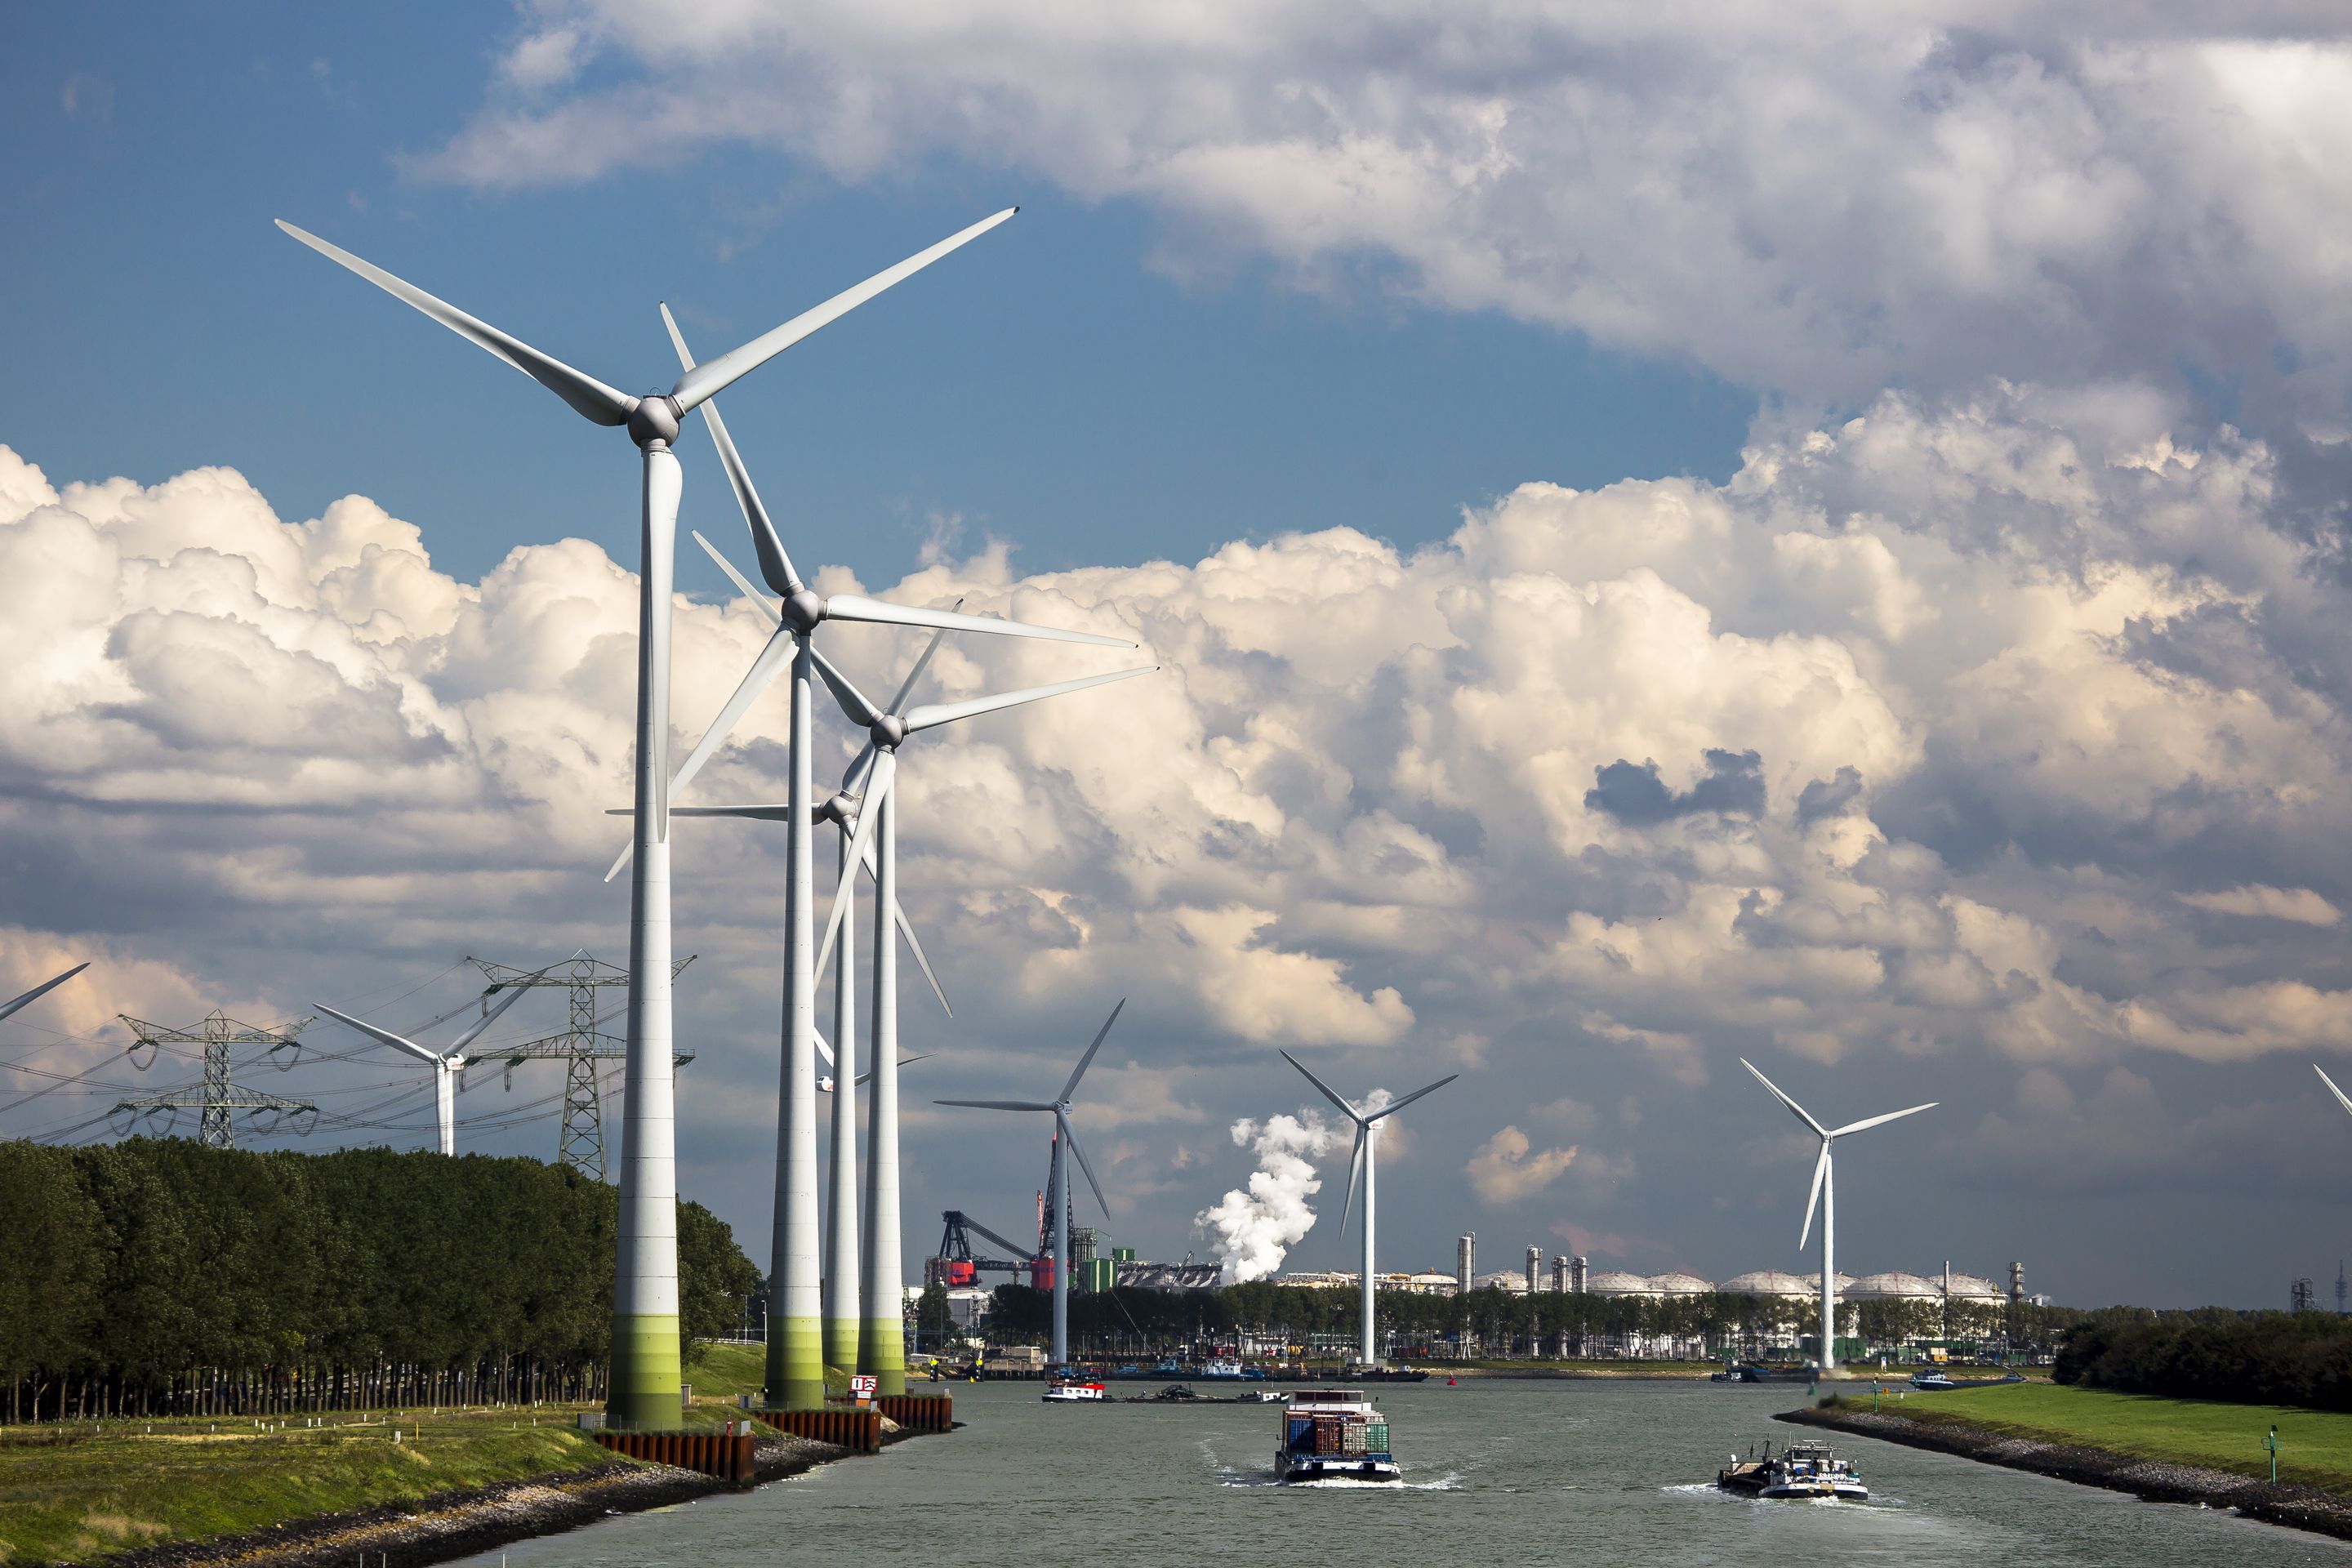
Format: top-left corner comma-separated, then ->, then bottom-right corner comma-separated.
282,207 -> 1022,1426
609,308 -> 1130,1407
0,963 -> 87,1024
1281,1052 -> 1457,1368
1740,1058 -> 1936,1378
938,1001 -> 1126,1369
317,982 -> 537,1156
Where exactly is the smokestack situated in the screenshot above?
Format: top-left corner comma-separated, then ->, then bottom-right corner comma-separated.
1550,1254 -> 1568,1293
1571,1254 -> 1588,1294
1457,1233 -> 1476,1294
2007,1260 -> 2024,1303
1526,1245 -> 1541,1294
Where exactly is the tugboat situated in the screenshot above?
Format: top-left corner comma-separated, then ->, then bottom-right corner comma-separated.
1041,1377 -> 1107,1403
1276,1389 -> 1401,1482
1716,1439 -> 1867,1500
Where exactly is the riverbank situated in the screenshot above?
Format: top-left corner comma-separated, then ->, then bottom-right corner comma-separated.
1783,1383 -> 2352,1542
0,1399 -> 921,1568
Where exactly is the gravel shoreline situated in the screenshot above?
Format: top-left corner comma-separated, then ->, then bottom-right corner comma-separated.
78,1425 -> 942,1568
1780,1403 -> 2352,1542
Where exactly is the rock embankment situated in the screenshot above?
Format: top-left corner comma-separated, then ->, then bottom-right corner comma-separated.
1780,1403 -> 2352,1542
89,1426 -> 925,1568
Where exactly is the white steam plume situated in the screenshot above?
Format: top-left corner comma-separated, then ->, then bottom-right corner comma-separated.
1194,1110 -> 1335,1284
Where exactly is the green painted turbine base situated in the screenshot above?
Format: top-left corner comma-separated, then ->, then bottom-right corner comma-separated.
764,1315 -> 827,1412
607,1312 -> 683,1431
859,1319 -> 906,1396
823,1318 -> 860,1374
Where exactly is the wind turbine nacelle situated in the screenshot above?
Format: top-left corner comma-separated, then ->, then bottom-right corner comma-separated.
625,394 -> 680,448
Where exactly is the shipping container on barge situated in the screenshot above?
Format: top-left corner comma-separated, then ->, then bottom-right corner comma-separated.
1276,1389 -> 1401,1483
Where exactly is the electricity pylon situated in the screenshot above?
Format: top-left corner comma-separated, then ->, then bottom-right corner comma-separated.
467,952 -> 694,1179
113,1012 -> 317,1147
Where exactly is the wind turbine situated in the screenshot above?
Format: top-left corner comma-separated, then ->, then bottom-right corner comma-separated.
619,311 -> 1131,1409
317,982 -> 537,1155
938,1001 -> 1125,1368
1740,1058 -> 1936,1378
2318,1064 -> 2352,1117
1281,1052 -> 1457,1368
0,963 -> 87,1024
281,207 -> 1020,1428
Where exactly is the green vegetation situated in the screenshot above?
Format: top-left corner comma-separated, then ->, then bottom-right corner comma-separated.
0,1408 -> 617,1566
0,1139 -> 762,1421
1831,1380 -> 2352,1491
684,1343 -> 852,1407
977,1281 -> 2079,1363
2054,1306 -> 2352,1411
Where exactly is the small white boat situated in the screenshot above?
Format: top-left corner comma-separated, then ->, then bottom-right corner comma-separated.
1042,1379 -> 1107,1403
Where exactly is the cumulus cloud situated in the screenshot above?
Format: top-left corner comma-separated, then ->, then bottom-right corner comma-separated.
416,2 -> 2352,424
1465,1125 -> 1579,1204
2178,884 -> 2341,926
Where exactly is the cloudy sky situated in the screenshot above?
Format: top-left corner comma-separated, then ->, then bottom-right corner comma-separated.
7,1 -> 2352,1309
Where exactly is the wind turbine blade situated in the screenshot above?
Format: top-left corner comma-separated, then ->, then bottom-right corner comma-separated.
2319,1064 -> 2352,1117
934,1099 -> 1054,1111
1280,1049 -> 1362,1123
692,531 -> 782,625
315,1002 -> 443,1067
865,835 -> 951,1017
1061,999 -> 1125,1102
840,742 -> 881,801
1363,1073 -> 1459,1124
888,611 -> 960,715
1799,1140 -> 1829,1252
663,306 -> 802,594
0,962 -> 87,1024
1059,1112 -> 1111,1218
810,644 -> 886,728
1829,1102 -> 1938,1138
823,595 -> 1132,648
669,208 -> 1018,413
666,804 -> 796,820
905,666 -> 1159,734
1339,1125 -> 1366,1237
814,1029 -> 835,1072
816,752 -> 896,964
446,977 -> 536,1053
605,622 -> 799,882
276,222 -> 633,426
1740,1058 -> 1828,1137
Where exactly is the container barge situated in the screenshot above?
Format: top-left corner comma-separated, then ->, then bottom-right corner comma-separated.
1276,1389 -> 1400,1483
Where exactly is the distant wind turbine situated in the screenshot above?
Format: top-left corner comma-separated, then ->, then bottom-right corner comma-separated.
318,982 -> 537,1155
0,963 -> 87,1025
1281,1052 -> 1457,1369
938,1001 -> 1125,1367
1740,1058 -> 1936,1378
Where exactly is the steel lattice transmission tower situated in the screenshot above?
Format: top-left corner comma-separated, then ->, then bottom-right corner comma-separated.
466,953 -> 694,1179
113,1012 -> 317,1147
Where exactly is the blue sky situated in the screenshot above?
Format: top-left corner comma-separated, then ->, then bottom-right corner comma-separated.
10,2 -> 2352,1311
2,1 -> 1749,589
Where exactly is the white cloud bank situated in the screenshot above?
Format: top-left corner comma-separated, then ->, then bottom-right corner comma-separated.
420,2 -> 2352,422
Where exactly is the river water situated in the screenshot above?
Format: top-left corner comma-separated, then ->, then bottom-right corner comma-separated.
457,1379 -> 2350,1566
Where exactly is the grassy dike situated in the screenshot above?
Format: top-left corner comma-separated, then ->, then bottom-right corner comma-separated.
0,1410 -> 616,1566
1786,1381 -> 2352,1540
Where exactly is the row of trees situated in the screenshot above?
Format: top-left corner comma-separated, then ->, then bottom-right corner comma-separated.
0,1138 -> 763,1422
2054,1307 -> 2352,1410
973,1281 -> 2082,1361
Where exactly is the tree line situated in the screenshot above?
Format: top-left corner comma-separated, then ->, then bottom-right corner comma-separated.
2054,1306 -> 2352,1410
973,1281 -> 2081,1360
0,1138 -> 763,1422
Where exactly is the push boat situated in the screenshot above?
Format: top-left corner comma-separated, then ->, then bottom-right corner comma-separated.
1042,1379 -> 1108,1403
1276,1389 -> 1400,1482
1716,1439 -> 1867,1501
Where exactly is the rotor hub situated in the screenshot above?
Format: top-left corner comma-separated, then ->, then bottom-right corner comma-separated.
872,714 -> 908,749
823,791 -> 860,826
782,589 -> 826,635
626,394 -> 682,449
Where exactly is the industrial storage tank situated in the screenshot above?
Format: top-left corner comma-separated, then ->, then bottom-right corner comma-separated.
1845,1271 -> 1942,1301
1585,1270 -> 1659,1298
1646,1271 -> 1717,1297
1938,1271 -> 2006,1303
1717,1269 -> 1814,1298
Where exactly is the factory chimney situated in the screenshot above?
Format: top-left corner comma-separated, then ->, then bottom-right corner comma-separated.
1550,1254 -> 1568,1293
1526,1245 -> 1541,1294
1456,1233 -> 1476,1294
2007,1260 -> 2024,1304
1571,1254 -> 1589,1294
